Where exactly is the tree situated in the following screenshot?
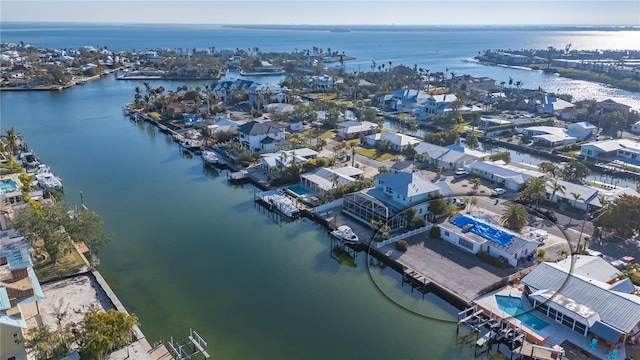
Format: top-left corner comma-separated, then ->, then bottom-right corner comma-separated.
4,127 -> 24,155
73,308 -> 138,360
547,179 -> 566,203
570,192 -> 584,209
501,204 -> 528,232
561,159 -> 589,184
428,194 -> 450,217
402,145 -> 417,161
13,202 -> 112,264
519,177 -> 548,209
25,324 -> 73,360
472,177 -> 481,193
465,133 -> 479,149
593,194 -> 640,238
538,162 -> 560,178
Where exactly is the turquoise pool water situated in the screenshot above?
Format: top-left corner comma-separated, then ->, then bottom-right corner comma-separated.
495,295 -> 548,330
451,215 -> 514,247
288,184 -> 309,196
0,179 -> 18,192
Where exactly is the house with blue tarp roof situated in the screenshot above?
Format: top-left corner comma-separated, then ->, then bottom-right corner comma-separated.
439,213 -> 540,267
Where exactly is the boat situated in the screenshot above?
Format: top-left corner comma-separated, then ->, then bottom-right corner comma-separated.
33,164 -> 51,175
35,172 -> 63,191
19,152 -> 40,168
201,150 -> 220,164
330,225 -> 359,244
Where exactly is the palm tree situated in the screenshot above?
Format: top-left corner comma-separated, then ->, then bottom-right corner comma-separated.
548,180 -> 566,204
522,177 -> 547,209
471,177 -> 481,194
4,127 -> 23,156
570,192 -> 584,209
349,142 -> 357,167
501,204 -> 528,232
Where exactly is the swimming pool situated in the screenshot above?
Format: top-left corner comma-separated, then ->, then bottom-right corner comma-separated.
288,184 -> 309,196
0,179 -> 18,192
495,295 -> 548,330
451,215 -> 515,247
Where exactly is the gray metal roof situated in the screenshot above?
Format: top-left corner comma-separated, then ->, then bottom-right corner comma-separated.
553,255 -> 621,283
375,171 -> 440,198
522,261 -> 640,333
609,278 -> 636,294
548,179 -> 599,205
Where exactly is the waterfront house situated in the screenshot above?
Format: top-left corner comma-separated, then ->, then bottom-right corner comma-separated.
413,93 -> 458,119
468,161 -> 546,191
342,171 -> 441,231
336,121 -> 379,139
238,120 -> 286,151
0,236 -> 46,360
579,139 -> 640,163
521,256 -> 640,347
518,126 -> 577,147
364,132 -> 421,152
311,74 -> 334,90
413,142 -> 481,169
377,89 -> 430,113
450,75 -> 496,92
260,148 -> 318,172
546,179 -> 599,211
299,166 -> 363,195
439,213 -> 540,267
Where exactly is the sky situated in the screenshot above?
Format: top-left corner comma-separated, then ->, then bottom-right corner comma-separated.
1,0 -> 639,26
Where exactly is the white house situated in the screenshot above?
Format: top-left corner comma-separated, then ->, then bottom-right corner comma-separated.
546,179 -> 599,211
299,166 -> 363,195
536,96 -> 575,116
336,121 -> 379,139
469,161 -> 546,191
365,132 -> 421,152
312,74 -> 334,90
439,214 -> 541,267
414,93 -> 458,119
248,84 -> 288,110
238,120 -> 286,151
519,126 -> 577,147
521,256 -> 640,345
566,121 -> 596,141
342,171 -> 442,230
580,139 -> 640,162
259,148 -> 318,172
413,142 -> 482,169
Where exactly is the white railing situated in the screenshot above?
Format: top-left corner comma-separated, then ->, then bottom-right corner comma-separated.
375,224 -> 432,248
313,198 -> 343,214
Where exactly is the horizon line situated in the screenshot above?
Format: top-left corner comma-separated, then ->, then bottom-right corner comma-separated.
2,21 -> 640,27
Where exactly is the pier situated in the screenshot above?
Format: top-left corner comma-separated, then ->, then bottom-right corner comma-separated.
401,266 -> 432,298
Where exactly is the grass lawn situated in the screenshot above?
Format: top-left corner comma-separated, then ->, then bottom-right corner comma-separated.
320,129 -> 336,140
34,245 -> 87,283
355,147 -> 396,161
148,112 -> 162,121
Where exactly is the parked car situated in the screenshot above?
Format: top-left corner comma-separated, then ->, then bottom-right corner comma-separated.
542,210 -> 557,222
454,168 -> 469,178
491,188 -> 506,197
452,198 -> 466,209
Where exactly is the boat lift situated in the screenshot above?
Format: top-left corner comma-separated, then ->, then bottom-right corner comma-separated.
166,329 -> 211,359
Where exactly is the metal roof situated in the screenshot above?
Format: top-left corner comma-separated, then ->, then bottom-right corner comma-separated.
470,161 -> 545,184
609,278 -> 636,294
590,321 -> 625,344
522,261 -> 640,333
553,255 -> 621,283
375,171 -> 440,198
0,287 -> 10,310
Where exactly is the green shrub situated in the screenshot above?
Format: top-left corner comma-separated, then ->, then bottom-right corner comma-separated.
429,224 -> 441,238
395,240 -> 408,252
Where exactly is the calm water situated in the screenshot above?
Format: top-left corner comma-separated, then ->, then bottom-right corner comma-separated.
1,24 -> 640,359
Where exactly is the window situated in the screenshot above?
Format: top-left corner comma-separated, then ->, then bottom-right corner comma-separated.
458,238 -> 474,250
12,332 -> 20,344
444,231 -> 450,236
385,186 -> 393,194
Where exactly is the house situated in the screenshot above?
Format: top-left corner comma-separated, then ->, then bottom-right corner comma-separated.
597,99 -> 631,114
413,142 -> 482,170
364,132 -> 421,152
536,96 -> 575,116
580,139 -> 640,162
521,256 -> 640,347
378,89 -> 430,113
312,74 -> 334,90
520,126 -> 577,147
260,148 -> 318,172
450,75 -> 496,92
566,121 -> 596,141
546,179 -> 599,211
247,84 -> 288,110
0,237 -> 46,360
342,171 -> 442,231
238,120 -> 286,151
468,161 -> 546,191
439,214 -> 540,267
299,166 -> 363,195
336,121 -> 379,139
414,93 -> 458,119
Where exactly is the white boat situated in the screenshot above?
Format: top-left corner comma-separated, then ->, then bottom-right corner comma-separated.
33,164 -> 51,175
331,225 -> 359,244
35,172 -> 63,191
201,151 -> 219,164
19,152 -> 40,167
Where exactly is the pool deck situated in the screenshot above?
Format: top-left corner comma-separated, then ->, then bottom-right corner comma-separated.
0,173 -> 22,192
472,286 -> 625,360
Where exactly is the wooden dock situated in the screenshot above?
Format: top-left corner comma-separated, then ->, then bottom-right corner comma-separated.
401,267 -> 432,298
227,170 -> 248,181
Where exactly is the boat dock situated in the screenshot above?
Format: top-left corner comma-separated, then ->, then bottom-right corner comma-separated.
401,266 -> 432,298
254,190 -> 302,219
